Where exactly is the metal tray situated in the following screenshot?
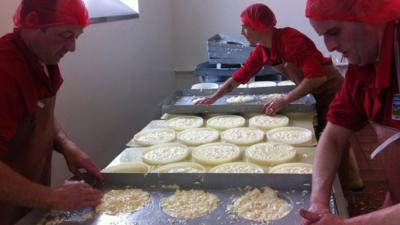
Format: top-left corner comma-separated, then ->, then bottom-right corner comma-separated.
161,87 -> 316,114
18,174 -> 337,225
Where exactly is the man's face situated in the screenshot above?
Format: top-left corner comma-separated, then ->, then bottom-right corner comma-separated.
310,19 -> 381,66
241,24 -> 261,47
32,25 -> 84,64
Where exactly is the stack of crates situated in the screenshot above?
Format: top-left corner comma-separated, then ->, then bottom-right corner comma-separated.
195,34 -> 282,83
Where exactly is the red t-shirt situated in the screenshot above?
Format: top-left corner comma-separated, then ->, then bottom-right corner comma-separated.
327,21 -> 400,131
232,27 -> 332,84
0,30 -> 63,154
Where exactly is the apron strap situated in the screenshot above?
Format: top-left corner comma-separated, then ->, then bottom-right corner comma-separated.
371,132 -> 400,159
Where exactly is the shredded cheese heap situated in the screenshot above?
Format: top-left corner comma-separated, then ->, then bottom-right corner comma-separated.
259,93 -> 285,103
228,186 -> 292,223
96,188 -> 150,215
161,190 -> 219,219
226,95 -> 255,104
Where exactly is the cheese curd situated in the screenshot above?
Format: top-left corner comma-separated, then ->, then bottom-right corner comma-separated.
209,162 -> 264,173
245,142 -> 296,166
158,162 -> 206,173
278,80 -> 295,86
266,127 -> 313,145
166,116 -> 204,131
249,114 -> 289,130
226,95 -> 255,104
96,188 -> 150,215
228,186 -> 292,223
206,115 -> 246,130
221,127 -> 264,146
269,163 -> 313,174
259,93 -> 285,103
143,143 -> 190,165
161,190 -> 219,219
192,142 -> 241,166
131,128 -> 176,146
177,128 -> 219,146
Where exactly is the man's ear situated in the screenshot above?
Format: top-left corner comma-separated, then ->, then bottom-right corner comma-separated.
23,11 -> 40,28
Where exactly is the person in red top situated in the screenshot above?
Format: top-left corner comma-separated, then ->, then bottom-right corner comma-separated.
300,0 -> 400,224
0,0 -> 103,224
196,3 -> 343,136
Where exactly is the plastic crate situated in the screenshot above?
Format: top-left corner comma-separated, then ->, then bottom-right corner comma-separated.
207,34 -> 253,65
195,61 -> 283,83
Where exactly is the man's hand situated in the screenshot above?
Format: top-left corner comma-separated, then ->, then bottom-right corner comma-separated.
194,96 -> 217,105
48,180 -> 103,210
263,96 -> 289,116
62,144 -> 104,181
299,208 -> 351,225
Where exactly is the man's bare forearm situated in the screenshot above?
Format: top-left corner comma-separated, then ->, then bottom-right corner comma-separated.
0,161 -> 55,208
210,77 -> 241,100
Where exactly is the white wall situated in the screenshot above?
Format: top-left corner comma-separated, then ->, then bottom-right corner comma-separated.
171,0 -> 333,71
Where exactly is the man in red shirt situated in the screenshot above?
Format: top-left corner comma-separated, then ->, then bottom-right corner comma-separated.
300,0 -> 400,224
0,0 -> 103,224
196,3 -> 343,134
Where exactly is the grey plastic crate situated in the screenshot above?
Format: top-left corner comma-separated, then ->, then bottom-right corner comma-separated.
207,34 -> 254,65
195,61 -> 282,83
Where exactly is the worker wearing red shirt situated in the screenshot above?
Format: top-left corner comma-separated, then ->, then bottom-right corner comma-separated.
0,0 -> 103,224
300,0 -> 400,224
196,3 -> 344,135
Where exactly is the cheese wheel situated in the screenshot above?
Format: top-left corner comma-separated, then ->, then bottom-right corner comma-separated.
249,114 -> 289,130
245,142 -> 296,166
221,127 -> 264,146
142,143 -> 190,165
157,162 -> 206,173
192,142 -> 241,166
131,128 -> 175,146
266,126 -> 312,145
209,162 -> 264,174
177,128 -> 219,146
206,115 -> 246,130
269,163 -> 312,174
166,116 -> 203,131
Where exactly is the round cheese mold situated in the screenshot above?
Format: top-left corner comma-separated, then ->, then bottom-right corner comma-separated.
209,162 -> 264,174
221,127 -> 264,146
206,115 -> 246,130
161,190 -> 219,219
132,128 -> 176,146
166,116 -> 204,131
269,163 -> 312,174
157,162 -> 206,173
266,126 -> 312,145
249,114 -> 289,130
102,162 -> 149,173
142,143 -> 190,165
192,142 -> 241,166
177,128 -> 219,146
245,142 -> 296,166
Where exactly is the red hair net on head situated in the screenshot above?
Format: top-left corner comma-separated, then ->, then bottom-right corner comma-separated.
240,3 -> 277,32
13,0 -> 90,29
306,0 -> 400,24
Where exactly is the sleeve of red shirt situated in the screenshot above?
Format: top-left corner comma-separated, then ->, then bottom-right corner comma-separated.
0,69 -> 21,155
281,29 -> 328,79
232,46 -> 265,84
327,69 -> 368,131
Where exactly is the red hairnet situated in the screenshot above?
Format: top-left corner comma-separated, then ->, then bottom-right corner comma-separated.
240,3 -> 277,32
306,0 -> 400,23
13,0 -> 90,29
